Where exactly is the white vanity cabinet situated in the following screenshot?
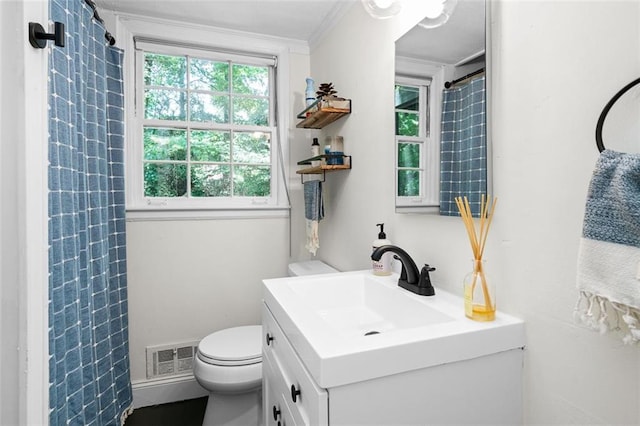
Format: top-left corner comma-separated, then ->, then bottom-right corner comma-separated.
262,272 -> 526,425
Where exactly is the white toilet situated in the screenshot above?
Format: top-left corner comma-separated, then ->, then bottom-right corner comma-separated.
193,260 -> 338,426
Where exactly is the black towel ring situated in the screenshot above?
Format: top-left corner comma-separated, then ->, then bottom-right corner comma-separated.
595,77 -> 640,152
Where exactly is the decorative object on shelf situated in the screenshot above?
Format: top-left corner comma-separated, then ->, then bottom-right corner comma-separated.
305,77 -> 316,107
455,195 -> 498,321
325,136 -> 344,165
316,82 -> 338,99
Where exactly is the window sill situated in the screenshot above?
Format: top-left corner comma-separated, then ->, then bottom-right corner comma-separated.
126,205 -> 290,221
395,205 -> 439,215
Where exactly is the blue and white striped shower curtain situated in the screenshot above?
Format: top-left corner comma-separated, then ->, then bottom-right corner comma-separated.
439,75 -> 487,216
48,0 -> 132,424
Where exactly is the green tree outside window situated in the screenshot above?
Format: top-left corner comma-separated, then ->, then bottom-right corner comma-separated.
143,52 -> 272,198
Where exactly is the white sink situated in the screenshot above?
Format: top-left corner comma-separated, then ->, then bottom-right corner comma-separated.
287,273 -> 454,338
263,270 -> 525,388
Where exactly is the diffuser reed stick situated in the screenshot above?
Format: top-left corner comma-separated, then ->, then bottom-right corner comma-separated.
455,195 -> 497,321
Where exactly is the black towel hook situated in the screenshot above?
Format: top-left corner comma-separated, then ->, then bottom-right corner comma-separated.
595,77 -> 640,152
29,22 -> 65,48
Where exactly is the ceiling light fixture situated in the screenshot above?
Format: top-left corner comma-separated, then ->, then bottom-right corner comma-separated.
418,0 -> 458,29
361,0 -> 402,19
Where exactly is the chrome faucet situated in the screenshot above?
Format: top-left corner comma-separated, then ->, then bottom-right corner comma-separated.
371,245 -> 436,296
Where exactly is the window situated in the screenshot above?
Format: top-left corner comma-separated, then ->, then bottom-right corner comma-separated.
395,76 -> 439,209
128,40 -> 287,215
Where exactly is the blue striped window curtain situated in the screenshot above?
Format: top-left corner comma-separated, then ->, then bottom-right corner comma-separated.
48,0 -> 132,425
439,75 -> 487,217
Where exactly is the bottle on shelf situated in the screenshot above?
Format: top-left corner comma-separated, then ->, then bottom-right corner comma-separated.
311,138 -> 320,167
305,78 -> 316,107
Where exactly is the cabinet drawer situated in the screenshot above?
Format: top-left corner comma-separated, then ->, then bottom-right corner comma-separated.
263,303 -> 328,425
264,354 -> 296,426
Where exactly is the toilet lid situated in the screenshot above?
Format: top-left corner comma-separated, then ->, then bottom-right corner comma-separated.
198,325 -> 262,366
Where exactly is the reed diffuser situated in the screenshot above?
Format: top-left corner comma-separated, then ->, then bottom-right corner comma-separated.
455,195 -> 498,321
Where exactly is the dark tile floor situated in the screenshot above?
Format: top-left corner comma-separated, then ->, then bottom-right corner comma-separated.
125,397 -> 207,426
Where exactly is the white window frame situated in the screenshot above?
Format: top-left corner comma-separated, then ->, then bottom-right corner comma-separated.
394,75 -> 440,211
119,17 -> 293,220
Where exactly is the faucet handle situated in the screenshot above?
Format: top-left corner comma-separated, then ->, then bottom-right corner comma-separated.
418,264 -> 436,296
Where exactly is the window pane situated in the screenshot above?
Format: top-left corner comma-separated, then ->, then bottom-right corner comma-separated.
397,143 -> 420,168
232,64 -> 268,96
190,130 -> 230,162
395,85 -> 419,111
190,93 -> 229,123
140,49 -> 276,202
189,58 -> 229,91
234,132 -> 270,164
144,53 -> 186,87
191,164 -> 230,197
234,165 -> 270,196
144,128 -> 187,161
144,163 -> 187,197
233,97 -> 269,126
398,170 -> 421,197
396,111 -> 419,137
145,89 -> 187,120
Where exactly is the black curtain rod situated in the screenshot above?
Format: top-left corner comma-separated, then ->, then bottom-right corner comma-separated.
84,0 -> 116,46
444,67 -> 485,89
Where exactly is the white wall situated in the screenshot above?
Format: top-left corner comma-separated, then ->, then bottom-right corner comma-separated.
0,4 -> 23,421
1,1 -> 49,424
118,17 -> 312,383
308,0 -> 640,423
126,218 -> 290,381
492,1 -> 640,422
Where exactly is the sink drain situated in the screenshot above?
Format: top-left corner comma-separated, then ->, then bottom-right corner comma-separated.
364,331 -> 380,336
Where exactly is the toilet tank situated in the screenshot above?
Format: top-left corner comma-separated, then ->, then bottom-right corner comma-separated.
287,260 -> 338,277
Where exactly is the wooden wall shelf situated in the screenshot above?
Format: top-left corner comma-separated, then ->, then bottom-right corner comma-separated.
296,164 -> 351,174
296,98 -> 351,129
296,154 -> 351,182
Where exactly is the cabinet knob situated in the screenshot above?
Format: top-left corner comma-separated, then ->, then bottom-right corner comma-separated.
291,384 -> 301,403
266,333 -> 274,346
272,405 -> 281,421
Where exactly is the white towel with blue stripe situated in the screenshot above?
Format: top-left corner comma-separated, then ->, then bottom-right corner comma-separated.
575,150 -> 640,344
304,180 -> 324,255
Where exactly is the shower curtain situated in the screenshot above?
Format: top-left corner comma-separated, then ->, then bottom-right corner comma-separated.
439,75 -> 487,216
48,0 -> 132,425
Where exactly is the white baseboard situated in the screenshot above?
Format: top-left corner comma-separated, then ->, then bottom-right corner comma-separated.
131,375 -> 208,409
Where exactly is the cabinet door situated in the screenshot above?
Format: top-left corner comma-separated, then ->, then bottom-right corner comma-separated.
263,304 -> 328,425
264,355 -> 296,426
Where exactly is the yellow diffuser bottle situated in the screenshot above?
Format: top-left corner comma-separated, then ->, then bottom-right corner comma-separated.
463,259 -> 495,321
455,195 -> 497,322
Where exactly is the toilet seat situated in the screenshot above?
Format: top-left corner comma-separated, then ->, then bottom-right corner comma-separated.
197,325 -> 262,366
